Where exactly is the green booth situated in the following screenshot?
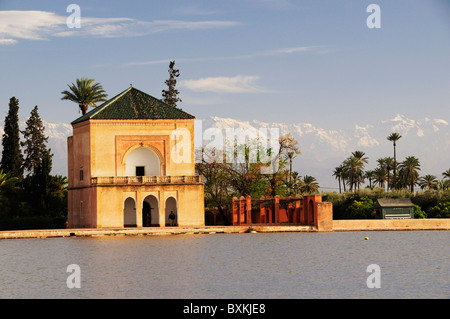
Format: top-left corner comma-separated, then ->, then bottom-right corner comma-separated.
374,198 -> 414,219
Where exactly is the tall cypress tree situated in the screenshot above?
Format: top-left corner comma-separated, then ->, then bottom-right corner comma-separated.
162,60 -> 182,108
27,149 -> 53,216
1,97 -> 23,179
21,105 -> 50,176
21,106 -> 53,216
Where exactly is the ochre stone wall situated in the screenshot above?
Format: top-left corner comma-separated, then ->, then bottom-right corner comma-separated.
333,218 -> 450,231
67,118 -> 204,229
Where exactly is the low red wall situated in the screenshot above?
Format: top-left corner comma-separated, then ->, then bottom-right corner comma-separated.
231,195 -> 333,231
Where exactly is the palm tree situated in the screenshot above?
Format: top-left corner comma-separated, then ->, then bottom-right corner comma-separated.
418,175 -> 438,191
300,175 -> 319,194
364,170 -> 375,189
398,156 -> 420,192
0,169 -> 19,189
289,171 -> 303,195
343,151 -> 368,191
61,78 -> 108,115
443,169 -> 450,180
333,165 -> 345,193
377,157 -> 395,191
0,169 -> 19,203
383,157 -> 394,190
287,151 -> 296,183
51,175 -> 68,199
373,166 -> 387,189
387,133 -> 402,189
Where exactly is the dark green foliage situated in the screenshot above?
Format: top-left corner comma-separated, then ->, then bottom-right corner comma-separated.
21,106 -> 49,176
61,77 -> 108,115
1,97 -> 24,179
413,205 -> 426,219
0,216 -> 66,231
0,102 -> 67,230
162,61 -> 182,108
324,189 -> 450,219
346,197 -> 375,219
426,202 -> 450,218
23,149 -> 53,216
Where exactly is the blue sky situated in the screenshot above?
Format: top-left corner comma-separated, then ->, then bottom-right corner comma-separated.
0,0 -> 449,129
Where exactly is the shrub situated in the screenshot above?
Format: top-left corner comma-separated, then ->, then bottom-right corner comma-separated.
413,204 -> 427,219
323,189 -> 450,219
346,196 -> 375,219
426,202 -> 450,218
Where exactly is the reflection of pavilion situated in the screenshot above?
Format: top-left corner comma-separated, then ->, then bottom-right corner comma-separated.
67,86 -> 204,228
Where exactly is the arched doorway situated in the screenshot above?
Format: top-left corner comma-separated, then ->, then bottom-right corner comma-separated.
165,197 -> 178,226
143,195 -> 159,227
125,146 -> 161,176
124,197 -> 137,227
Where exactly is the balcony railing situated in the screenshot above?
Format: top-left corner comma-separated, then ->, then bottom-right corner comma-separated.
91,175 -> 203,185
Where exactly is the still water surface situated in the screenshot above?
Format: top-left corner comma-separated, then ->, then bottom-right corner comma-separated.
0,231 -> 448,298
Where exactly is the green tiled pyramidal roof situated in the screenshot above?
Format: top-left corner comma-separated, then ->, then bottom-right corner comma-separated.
71,86 -> 195,125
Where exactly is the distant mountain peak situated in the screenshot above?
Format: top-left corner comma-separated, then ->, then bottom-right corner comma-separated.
1,114 -> 448,189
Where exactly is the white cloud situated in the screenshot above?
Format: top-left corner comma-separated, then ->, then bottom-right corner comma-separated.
0,38 -> 17,45
122,46 -> 321,67
181,75 -> 270,93
0,10 -> 240,45
55,19 -> 240,38
263,46 -> 319,55
0,11 -> 65,42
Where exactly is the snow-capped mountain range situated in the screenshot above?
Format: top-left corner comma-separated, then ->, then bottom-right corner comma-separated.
198,114 -> 449,189
0,119 -> 72,177
1,114 -> 448,190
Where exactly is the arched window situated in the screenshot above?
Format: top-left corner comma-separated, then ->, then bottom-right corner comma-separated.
125,147 -> 161,176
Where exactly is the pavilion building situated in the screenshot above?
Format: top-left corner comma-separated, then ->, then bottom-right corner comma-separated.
67,86 -> 204,228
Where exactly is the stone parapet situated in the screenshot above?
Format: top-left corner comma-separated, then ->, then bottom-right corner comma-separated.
333,219 -> 450,231
90,175 -> 203,186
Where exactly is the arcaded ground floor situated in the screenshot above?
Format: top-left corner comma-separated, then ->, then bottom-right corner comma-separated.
68,181 -> 204,228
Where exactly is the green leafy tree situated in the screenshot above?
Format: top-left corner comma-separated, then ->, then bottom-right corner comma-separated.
346,197 -> 375,219
413,204 -> 426,219
162,61 -> 182,108
427,202 -> 450,218
21,106 -> 49,176
1,97 -> 24,179
61,77 -> 108,115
